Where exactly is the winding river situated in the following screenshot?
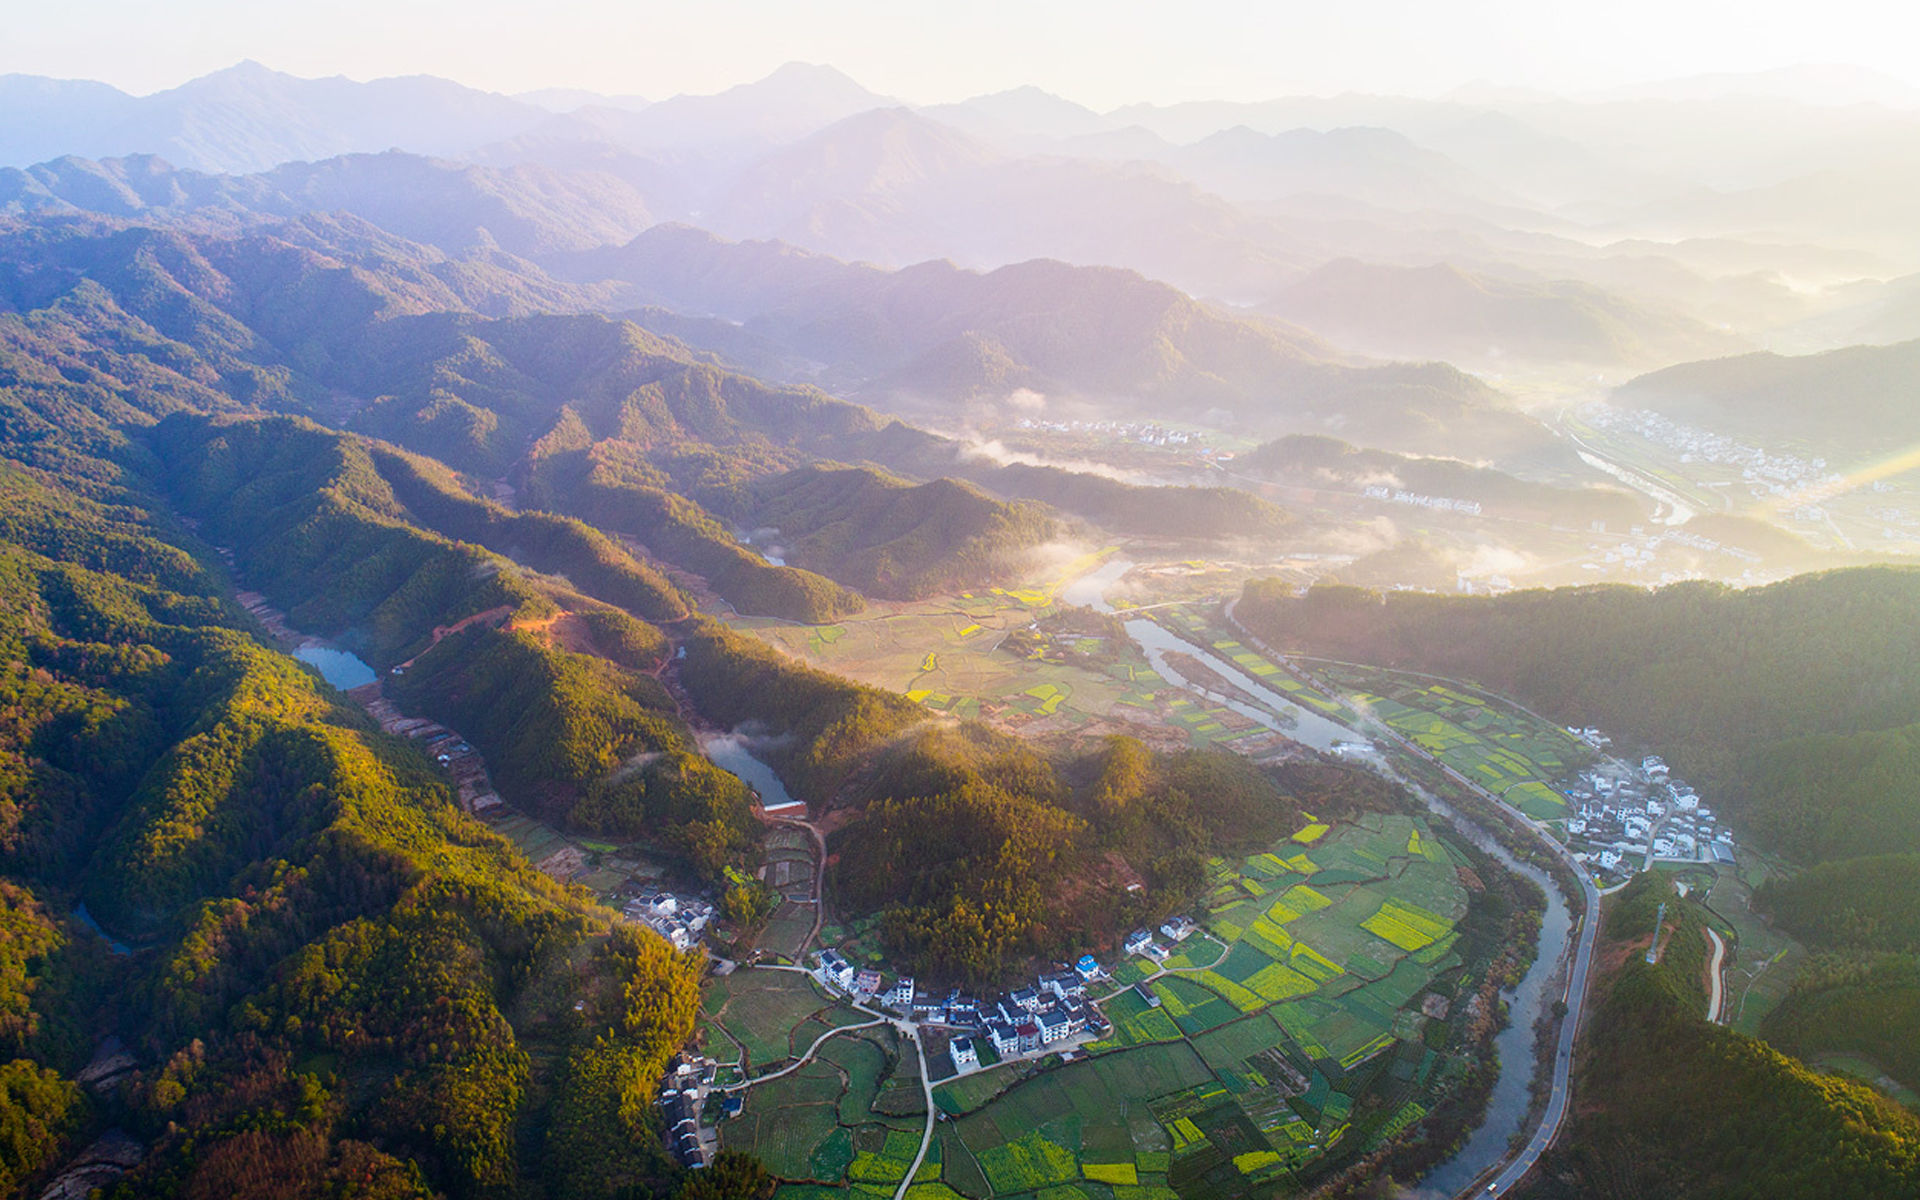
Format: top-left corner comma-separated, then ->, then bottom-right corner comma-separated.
1062,558 -> 1572,1198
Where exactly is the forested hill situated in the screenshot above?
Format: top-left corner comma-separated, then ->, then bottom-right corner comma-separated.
0,441 -> 718,1197
739,464 -> 1059,599
1235,571 -> 1920,863
1521,873 -> 1920,1198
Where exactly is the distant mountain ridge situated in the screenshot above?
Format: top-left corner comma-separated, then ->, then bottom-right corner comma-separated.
0,151 -> 656,256
1266,258 -> 1749,366
1614,338 -> 1920,459
576,224 -> 1557,462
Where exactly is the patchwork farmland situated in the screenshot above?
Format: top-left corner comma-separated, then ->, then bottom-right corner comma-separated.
726,812 -> 1490,1200
1308,664 -> 1592,820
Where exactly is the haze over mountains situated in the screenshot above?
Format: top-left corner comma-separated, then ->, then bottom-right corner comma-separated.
6,59 -> 1920,356
5,26 -> 1920,1200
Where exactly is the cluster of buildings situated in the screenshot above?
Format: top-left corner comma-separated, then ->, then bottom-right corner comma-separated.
1123,915 -> 1199,962
626,891 -> 717,951
1012,417 -> 1203,448
814,949 -> 1113,1070
1562,754 -> 1737,878
657,1054 -> 723,1169
1584,405 -> 1839,504
1362,485 -> 1484,516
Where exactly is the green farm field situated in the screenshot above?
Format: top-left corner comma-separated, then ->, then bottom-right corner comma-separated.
1308,664 -> 1591,819
903,813 -> 1472,1199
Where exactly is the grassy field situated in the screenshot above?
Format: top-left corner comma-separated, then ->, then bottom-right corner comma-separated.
703,969 -> 869,1072
727,1010 -> 930,1199
1703,854 -> 1808,1034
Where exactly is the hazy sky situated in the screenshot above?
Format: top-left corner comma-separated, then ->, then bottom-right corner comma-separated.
10,0 -> 1920,107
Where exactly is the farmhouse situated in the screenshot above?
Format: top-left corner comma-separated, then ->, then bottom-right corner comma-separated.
950,1037 -> 978,1070
1074,954 -> 1101,980
1037,1008 -> 1071,1045
853,968 -> 882,997
1160,916 -> 1198,942
884,977 -> 915,1009
816,948 -> 854,990
1124,929 -> 1154,955
985,1021 -> 1020,1056
1041,970 -> 1085,1001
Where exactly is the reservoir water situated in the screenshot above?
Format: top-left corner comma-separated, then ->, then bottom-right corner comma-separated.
295,645 -> 377,690
701,732 -> 805,813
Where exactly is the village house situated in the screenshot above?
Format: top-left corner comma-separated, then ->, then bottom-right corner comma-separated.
816,948 -> 854,991
986,1020 -> 1020,1056
883,977 -> 915,1010
853,968 -> 883,997
1036,1008 -> 1072,1045
1040,970 -> 1084,1001
950,1036 -> 978,1071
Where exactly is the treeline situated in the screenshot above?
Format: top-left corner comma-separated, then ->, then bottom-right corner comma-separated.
1756,856 -> 1920,1099
367,443 -> 689,623
1236,571 -> 1920,863
1763,954 -> 1920,1101
528,436 -> 866,624
153,415 -> 549,664
975,461 -> 1292,541
1759,855 -> 1920,954
677,617 -> 924,804
1523,874 -> 1920,1199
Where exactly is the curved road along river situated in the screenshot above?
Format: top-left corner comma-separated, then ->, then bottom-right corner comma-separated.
1221,599 -> 1603,1198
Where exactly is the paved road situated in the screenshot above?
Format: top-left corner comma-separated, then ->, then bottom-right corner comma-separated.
893,1025 -> 937,1200
1705,928 -> 1728,1024
1222,604 -> 1603,1198
730,1016 -> 889,1089
1374,725 -> 1602,1199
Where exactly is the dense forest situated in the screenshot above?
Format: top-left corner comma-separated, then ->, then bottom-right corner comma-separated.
0,447 -> 717,1198
1236,573 -> 1920,864
1522,874 -> 1920,1199
1755,856 -> 1920,1097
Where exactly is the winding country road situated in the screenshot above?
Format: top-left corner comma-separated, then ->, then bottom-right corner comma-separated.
1705,928 -> 1728,1024
893,1027 -> 938,1200
733,1017 -> 890,1089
